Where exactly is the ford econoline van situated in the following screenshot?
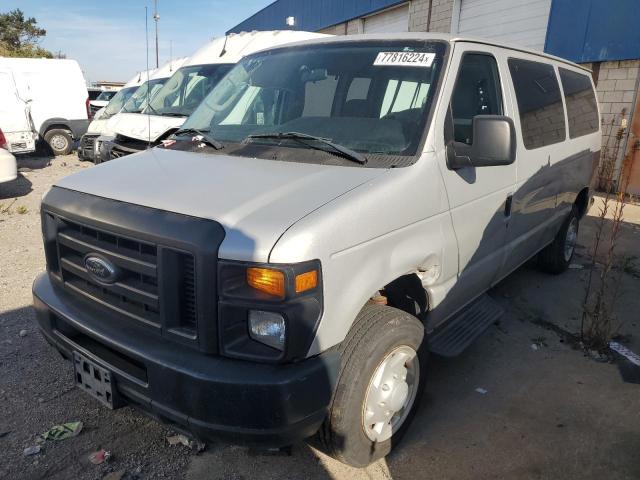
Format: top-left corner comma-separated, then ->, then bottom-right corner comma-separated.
33,34 -> 600,467
101,30 -> 328,161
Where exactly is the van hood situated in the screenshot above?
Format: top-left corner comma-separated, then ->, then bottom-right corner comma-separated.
87,114 -> 120,136
113,113 -> 185,142
54,148 -> 384,262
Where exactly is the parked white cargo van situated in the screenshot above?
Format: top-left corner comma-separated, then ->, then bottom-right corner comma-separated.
34,34 -> 601,467
89,90 -> 119,118
103,30 -> 328,160
84,58 -> 188,163
78,69 -> 156,161
0,58 -> 89,155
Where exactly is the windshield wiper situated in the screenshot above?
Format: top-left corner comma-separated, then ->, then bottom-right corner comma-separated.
160,112 -> 188,117
173,127 -> 224,150
244,131 -> 367,165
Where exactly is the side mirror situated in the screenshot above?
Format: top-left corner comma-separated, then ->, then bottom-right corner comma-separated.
447,115 -> 516,169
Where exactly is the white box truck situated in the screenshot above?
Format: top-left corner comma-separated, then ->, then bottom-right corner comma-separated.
0,58 -> 89,156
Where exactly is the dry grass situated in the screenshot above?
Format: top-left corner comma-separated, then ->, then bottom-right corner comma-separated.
581,111 -> 637,351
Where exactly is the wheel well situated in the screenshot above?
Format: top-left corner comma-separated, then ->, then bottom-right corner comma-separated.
43,124 -> 72,136
575,187 -> 590,219
381,274 -> 429,320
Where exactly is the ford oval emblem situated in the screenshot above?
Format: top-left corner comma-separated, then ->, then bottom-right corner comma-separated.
84,254 -> 119,284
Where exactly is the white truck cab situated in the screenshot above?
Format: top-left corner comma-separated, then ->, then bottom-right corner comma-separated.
78,70 -> 156,161
102,30 -> 328,160
34,34 -> 600,467
0,58 -> 89,156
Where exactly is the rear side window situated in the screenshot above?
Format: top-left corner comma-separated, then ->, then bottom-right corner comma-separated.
559,68 -> 599,138
508,58 -> 566,149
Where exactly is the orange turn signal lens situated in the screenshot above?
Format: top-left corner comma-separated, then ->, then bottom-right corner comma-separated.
295,270 -> 318,293
247,267 -> 285,298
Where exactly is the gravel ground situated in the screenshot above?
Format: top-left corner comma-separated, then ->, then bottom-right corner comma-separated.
1,153 -> 639,480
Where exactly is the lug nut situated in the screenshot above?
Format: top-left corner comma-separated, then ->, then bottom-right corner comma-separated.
382,384 -> 390,391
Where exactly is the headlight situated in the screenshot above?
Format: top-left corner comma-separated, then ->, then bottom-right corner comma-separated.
218,260 -> 322,362
248,310 -> 286,351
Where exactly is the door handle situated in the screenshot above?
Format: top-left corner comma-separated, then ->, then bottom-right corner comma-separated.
504,195 -> 513,217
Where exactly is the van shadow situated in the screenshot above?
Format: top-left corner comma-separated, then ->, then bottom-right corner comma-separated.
0,171 -> 32,199
18,151 -> 55,170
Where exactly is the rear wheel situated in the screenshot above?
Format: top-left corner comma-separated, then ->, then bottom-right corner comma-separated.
538,206 -> 579,274
316,304 -> 427,467
44,129 -> 73,156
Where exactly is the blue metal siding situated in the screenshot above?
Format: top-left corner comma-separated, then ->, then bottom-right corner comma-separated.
545,0 -> 640,62
227,0 -> 406,34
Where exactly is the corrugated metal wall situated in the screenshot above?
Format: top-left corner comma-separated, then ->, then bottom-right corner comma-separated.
545,0 -> 640,62
227,0 -> 406,34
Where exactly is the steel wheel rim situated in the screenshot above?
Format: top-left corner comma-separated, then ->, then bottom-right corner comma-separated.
362,345 -> 419,443
51,134 -> 68,151
564,217 -> 578,261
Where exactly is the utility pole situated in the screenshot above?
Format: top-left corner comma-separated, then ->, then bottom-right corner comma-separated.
153,0 -> 160,68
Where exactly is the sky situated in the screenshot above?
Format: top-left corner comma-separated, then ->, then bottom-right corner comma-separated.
0,0 -> 271,83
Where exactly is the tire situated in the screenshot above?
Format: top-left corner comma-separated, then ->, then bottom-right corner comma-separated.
316,304 -> 427,467
44,129 -> 73,156
538,206 -> 579,274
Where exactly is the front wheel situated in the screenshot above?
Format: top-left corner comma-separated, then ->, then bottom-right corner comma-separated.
316,304 -> 427,467
538,206 -> 579,274
44,129 -> 73,156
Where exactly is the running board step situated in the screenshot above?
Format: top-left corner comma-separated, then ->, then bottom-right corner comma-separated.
429,294 -> 504,357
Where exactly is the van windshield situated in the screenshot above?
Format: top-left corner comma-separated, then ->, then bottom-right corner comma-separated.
102,86 -> 139,119
96,90 -> 116,101
182,41 -> 446,162
144,63 -> 234,117
122,78 -> 166,113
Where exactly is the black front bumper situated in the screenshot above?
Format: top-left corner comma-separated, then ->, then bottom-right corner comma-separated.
33,273 -> 339,446
78,134 -> 97,161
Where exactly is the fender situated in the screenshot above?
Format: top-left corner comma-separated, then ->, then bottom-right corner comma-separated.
39,118 -> 89,140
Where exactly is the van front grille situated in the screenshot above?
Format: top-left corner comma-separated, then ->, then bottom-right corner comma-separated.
41,187 -> 224,353
54,217 -> 197,332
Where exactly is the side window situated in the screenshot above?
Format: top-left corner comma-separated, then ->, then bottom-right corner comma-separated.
508,58 -> 566,149
559,68 -> 599,138
380,79 -> 430,117
302,75 -> 339,117
450,53 -> 503,144
346,77 -> 371,101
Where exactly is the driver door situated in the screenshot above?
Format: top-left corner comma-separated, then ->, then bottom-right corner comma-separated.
432,44 -> 517,323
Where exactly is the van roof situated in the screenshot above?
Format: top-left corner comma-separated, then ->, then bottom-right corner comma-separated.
183,30 -> 330,67
252,32 -> 590,73
149,56 -> 188,80
124,69 -> 157,88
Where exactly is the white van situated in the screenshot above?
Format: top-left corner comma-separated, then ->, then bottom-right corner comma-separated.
78,70 -> 156,161
85,58 -> 189,163
103,30 -> 328,160
34,34 -> 601,467
0,58 -> 89,155
89,90 -> 119,118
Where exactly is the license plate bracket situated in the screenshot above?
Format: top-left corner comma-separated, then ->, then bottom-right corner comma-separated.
73,351 -> 124,409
